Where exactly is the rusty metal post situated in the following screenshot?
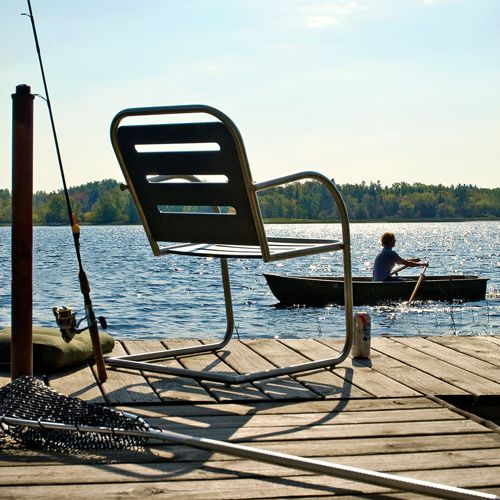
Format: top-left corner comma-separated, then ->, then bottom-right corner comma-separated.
11,84 -> 34,379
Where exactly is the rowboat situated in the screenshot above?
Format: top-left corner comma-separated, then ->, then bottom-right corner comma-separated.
263,273 -> 488,306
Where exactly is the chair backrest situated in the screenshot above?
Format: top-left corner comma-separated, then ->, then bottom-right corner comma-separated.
111,106 -> 265,255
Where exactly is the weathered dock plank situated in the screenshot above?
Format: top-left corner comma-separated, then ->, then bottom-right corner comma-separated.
241,338 -> 360,399
122,339 -> 215,403
372,337 -> 500,396
48,364 -> 103,403
209,339 -> 321,400
2,448 -> 500,486
2,433 -> 500,468
134,407 -> 465,435
0,371 -> 11,387
280,338 -> 420,398
392,336 -> 500,385
484,336 -> 500,347
162,339 -> 268,402
0,477 -> 403,499
0,465 -> 498,499
137,417 -> 487,443
127,396 -> 443,418
430,335 -> 500,367
320,337 -> 470,396
98,342 -> 161,404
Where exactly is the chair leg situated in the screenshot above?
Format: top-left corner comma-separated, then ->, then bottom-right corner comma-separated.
105,257 -> 234,364
106,256 -> 354,385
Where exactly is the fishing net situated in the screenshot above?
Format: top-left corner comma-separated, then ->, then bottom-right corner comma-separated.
0,376 -> 150,451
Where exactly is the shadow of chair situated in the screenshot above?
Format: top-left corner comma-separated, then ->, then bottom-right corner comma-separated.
106,104 -> 353,384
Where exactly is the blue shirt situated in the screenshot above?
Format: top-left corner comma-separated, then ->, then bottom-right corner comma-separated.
373,247 -> 402,281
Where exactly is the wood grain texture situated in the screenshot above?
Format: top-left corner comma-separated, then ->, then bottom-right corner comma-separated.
1,335 -> 498,498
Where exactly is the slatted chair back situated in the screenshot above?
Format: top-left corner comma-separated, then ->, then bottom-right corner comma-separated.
112,106 -> 264,256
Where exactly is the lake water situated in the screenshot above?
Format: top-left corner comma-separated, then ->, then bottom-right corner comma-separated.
0,221 -> 498,340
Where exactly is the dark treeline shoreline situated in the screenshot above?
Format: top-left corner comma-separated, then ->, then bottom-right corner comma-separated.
0,179 -> 498,225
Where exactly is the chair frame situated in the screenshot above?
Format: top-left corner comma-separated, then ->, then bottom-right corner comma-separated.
106,105 -> 353,384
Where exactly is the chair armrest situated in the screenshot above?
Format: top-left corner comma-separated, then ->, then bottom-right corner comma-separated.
254,170 -> 350,230
254,170 -> 333,191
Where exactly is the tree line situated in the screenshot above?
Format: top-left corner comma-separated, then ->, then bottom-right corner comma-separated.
259,180 -> 499,221
0,179 -> 498,225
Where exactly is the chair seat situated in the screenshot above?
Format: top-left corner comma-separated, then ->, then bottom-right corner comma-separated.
162,237 -> 343,259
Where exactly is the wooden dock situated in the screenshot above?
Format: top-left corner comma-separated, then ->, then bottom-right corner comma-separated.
1,335 -> 500,498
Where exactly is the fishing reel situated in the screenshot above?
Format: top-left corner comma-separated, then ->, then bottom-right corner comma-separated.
52,305 -> 108,343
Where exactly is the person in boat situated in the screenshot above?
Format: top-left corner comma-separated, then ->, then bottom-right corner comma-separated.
373,232 -> 427,281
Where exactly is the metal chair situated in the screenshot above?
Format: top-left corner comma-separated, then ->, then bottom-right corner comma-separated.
106,104 -> 353,384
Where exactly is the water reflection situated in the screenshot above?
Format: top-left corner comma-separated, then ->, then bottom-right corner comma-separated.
0,221 -> 498,339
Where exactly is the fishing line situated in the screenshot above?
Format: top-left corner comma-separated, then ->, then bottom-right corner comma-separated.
22,0 -> 107,381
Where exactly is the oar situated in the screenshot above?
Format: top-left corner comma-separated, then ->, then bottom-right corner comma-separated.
407,263 -> 429,305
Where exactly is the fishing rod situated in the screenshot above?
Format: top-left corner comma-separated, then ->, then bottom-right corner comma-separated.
23,0 -> 107,382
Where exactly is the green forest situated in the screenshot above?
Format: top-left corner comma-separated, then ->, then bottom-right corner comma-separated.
0,179 -> 498,225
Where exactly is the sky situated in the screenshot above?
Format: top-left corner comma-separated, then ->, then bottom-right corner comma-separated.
1,0 -> 499,192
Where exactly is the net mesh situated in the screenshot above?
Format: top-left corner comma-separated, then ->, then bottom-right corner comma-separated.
0,376 -> 151,451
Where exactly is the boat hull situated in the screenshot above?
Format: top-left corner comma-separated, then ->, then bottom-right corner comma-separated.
263,273 -> 488,306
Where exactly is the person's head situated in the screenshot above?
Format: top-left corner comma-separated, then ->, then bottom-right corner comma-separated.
381,232 -> 396,248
